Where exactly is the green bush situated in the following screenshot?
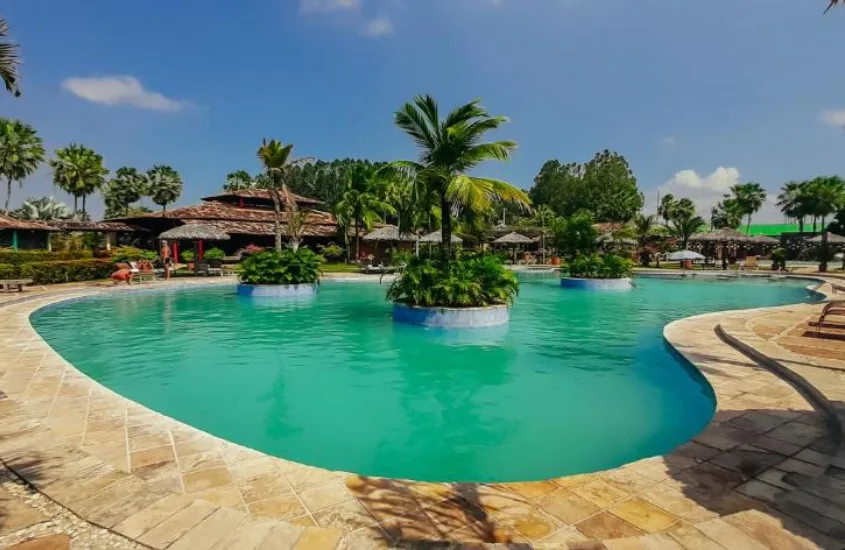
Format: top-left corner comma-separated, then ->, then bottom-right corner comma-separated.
0,249 -> 92,265
387,254 -> 518,307
771,248 -> 787,271
181,250 -> 195,262
18,259 -> 115,284
110,246 -> 157,262
317,243 -> 344,261
239,249 -> 323,285
0,263 -> 16,279
204,247 -> 226,261
562,254 -> 632,279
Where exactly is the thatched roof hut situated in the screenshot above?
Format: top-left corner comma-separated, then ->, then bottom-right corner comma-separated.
420,230 -> 463,244
363,225 -> 418,242
494,232 -> 534,245
689,228 -> 753,242
751,234 -> 780,245
159,223 -> 231,241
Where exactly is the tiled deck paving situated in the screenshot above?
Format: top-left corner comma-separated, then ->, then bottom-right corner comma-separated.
0,278 -> 844,548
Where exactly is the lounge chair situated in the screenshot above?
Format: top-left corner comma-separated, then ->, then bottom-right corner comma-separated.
813,302 -> 845,334
195,260 -> 223,277
0,279 -> 32,292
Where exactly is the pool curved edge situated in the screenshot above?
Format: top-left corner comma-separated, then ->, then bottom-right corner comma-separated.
0,275 -> 838,548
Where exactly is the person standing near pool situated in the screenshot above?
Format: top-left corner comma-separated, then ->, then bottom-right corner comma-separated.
160,239 -> 172,280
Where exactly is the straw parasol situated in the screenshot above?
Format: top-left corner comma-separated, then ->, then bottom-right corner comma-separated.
363,225 -> 418,243
160,223 -> 230,274
666,250 -> 705,261
420,230 -> 463,244
806,232 -> 845,245
494,232 -> 533,245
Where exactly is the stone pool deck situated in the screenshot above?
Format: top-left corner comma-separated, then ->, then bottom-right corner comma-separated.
0,278 -> 844,549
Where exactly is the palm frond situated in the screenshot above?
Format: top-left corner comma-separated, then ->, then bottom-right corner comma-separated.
0,18 -> 20,97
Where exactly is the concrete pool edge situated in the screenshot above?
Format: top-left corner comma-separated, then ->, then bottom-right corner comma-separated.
0,275 -> 841,548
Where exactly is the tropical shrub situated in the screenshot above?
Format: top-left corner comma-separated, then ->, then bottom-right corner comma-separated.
181,250 -> 195,262
387,254 -> 518,308
0,263 -> 15,279
770,248 -> 787,271
204,247 -> 226,261
109,246 -> 157,263
0,249 -> 92,264
317,243 -> 344,261
562,254 -> 633,279
239,248 -> 323,285
17,259 -> 114,284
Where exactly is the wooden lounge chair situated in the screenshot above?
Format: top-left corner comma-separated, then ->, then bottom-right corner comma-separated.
0,279 -> 32,292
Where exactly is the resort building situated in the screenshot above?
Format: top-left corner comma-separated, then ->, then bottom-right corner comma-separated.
111,189 -> 343,253
0,213 -> 146,250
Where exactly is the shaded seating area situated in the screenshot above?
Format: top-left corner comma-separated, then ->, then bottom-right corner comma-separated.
159,223 -> 231,276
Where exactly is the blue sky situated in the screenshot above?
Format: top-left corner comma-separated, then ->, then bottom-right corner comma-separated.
1,0 -> 843,220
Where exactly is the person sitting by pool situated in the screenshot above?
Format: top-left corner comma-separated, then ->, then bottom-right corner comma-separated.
111,263 -> 134,285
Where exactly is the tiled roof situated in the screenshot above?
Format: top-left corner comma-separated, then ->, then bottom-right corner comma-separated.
184,219 -> 338,238
0,215 -> 54,231
201,189 -> 322,206
118,201 -> 337,226
43,220 -> 148,233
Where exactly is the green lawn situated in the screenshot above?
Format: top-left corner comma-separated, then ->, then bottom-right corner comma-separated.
321,263 -> 361,273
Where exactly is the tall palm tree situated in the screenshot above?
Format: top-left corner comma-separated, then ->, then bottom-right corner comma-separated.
529,204 -> 557,264
0,118 -> 45,213
104,167 -> 148,218
13,196 -> 72,220
255,139 -> 315,252
777,181 -> 808,233
711,197 -> 744,230
391,95 -> 531,258
805,176 -> 845,272
147,165 -> 183,214
669,212 -> 706,250
49,144 -> 108,218
0,17 -> 20,97
730,182 -> 767,234
657,194 -> 676,225
335,165 -> 396,260
224,170 -> 254,192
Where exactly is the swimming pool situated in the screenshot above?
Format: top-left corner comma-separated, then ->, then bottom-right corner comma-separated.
31,276 -> 816,483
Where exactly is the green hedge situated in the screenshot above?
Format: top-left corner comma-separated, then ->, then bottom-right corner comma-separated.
0,263 -> 16,279
0,249 -> 93,265
14,259 -> 115,285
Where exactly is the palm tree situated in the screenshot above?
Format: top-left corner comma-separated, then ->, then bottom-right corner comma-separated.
255,139 -> 315,252
224,170 -> 254,192
632,213 -> 658,266
0,18 -> 20,97
777,181 -> 808,233
147,165 -> 183,213
335,165 -> 396,260
0,118 -> 45,213
657,194 -> 676,225
826,1 -> 841,13
669,212 -> 706,250
104,167 -> 148,218
529,205 -> 557,264
711,197 -> 744,230
13,196 -> 72,220
730,182 -> 766,234
391,95 -> 531,258
805,176 -> 845,272
49,144 -> 108,218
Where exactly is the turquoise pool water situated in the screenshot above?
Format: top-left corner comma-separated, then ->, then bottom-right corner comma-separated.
31,276 -> 816,483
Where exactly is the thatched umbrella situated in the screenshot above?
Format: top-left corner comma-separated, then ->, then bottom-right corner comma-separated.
494,232 -> 533,262
806,232 -> 845,245
751,234 -> 780,245
689,228 -> 753,270
363,225 -> 418,243
420,230 -> 463,244
160,223 -> 230,274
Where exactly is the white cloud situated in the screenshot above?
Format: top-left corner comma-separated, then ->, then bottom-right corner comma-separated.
62,76 -> 188,112
300,0 -> 361,14
660,136 -> 677,146
362,16 -> 393,37
820,109 -> 845,127
646,167 -> 783,223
